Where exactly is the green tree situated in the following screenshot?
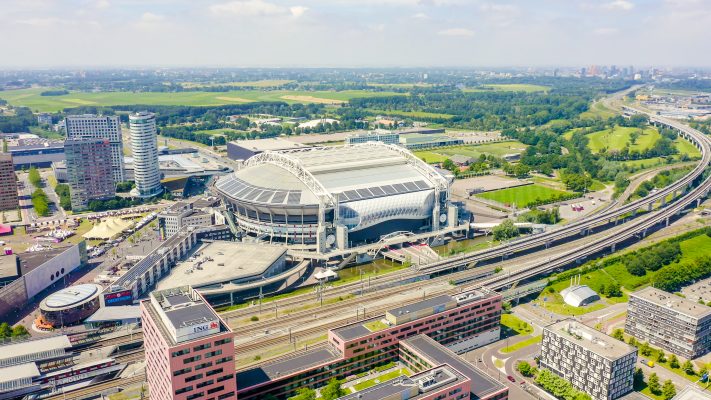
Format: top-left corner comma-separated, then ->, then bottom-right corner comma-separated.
442,158 -> 457,172
28,167 -> 42,188
11,325 -> 28,338
612,328 -> 624,341
656,351 -> 667,363
669,354 -> 679,369
661,380 -> 676,400
320,378 -> 346,400
493,219 -> 519,241
682,360 -> 695,375
639,342 -> 652,357
648,372 -> 660,394
517,361 -> 534,377
290,387 -> 316,400
633,368 -> 644,388
630,130 -> 641,145
0,322 -> 11,339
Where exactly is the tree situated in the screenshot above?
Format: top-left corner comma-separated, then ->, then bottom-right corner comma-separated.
493,219 -> 519,241
0,323 -> 11,339
682,360 -> 695,375
633,368 -> 644,388
320,379 -> 346,400
28,167 -> 42,188
648,372 -> 660,394
669,354 -> 679,369
612,328 -> 625,341
442,158 -> 457,172
290,387 -> 316,400
605,282 -> 622,298
630,130 -> 641,145
639,342 -> 652,357
11,325 -> 28,338
661,380 -> 676,400
656,351 -> 667,363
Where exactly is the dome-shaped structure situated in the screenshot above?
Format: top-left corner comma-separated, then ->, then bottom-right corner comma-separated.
39,283 -> 103,327
214,142 -> 451,249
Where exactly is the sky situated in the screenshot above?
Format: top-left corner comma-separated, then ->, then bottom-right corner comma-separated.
0,0 -> 709,68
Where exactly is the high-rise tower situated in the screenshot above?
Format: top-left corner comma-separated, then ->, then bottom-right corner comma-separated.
64,115 -> 125,183
129,111 -> 162,198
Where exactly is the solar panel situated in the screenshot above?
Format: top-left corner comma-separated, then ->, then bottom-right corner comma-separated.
382,185 -> 396,195
257,190 -> 274,203
235,186 -> 253,198
356,189 -> 372,198
344,190 -> 360,200
369,186 -> 385,196
287,191 -> 302,204
403,182 -> 419,191
392,183 -> 408,193
414,180 -> 429,189
244,189 -> 263,201
339,192 -> 351,201
271,191 -> 287,204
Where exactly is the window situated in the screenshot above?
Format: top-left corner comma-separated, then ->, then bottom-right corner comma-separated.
218,392 -> 235,400
196,379 -> 214,389
173,368 -> 191,377
206,368 -> 223,377
175,386 -> 193,395
186,392 -> 204,400
172,349 -> 190,357
183,355 -> 202,364
194,343 -> 211,352
207,386 -> 225,395
215,356 -> 232,365
195,362 -> 213,370
217,374 -> 233,383
185,373 -> 203,383
205,349 -> 223,358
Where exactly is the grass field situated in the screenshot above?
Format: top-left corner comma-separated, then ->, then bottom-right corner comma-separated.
580,101 -> 617,119
413,141 -> 528,164
501,335 -> 542,354
501,314 -> 534,336
366,109 -> 455,119
0,87 -> 403,112
586,126 -> 661,153
476,184 -> 573,208
181,80 -> 295,88
463,84 -> 549,93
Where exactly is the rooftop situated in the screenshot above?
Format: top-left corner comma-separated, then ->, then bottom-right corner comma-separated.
41,283 -> 101,310
85,305 -> 141,323
236,345 -> 340,389
387,294 -> 454,319
0,254 -> 19,280
155,240 -> 286,290
632,287 -> 711,319
338,365 -> 465,400
229,137 -> 308,152
0,335 -> 71,366
401,335 -> 506,399
544,319 -> 637,360
672,385 -> 711,400
0,363 -> 41,386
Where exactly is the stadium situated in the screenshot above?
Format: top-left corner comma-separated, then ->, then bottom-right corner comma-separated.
214,142 -> 457,251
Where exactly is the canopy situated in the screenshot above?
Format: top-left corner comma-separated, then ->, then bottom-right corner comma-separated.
83,218 -> 134,240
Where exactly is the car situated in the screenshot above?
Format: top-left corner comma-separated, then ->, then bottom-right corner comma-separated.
507,375 -> 515,383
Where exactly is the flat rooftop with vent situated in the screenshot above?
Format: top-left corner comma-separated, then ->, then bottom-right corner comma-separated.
545,319 -> 637,360
631,287 -> 711,318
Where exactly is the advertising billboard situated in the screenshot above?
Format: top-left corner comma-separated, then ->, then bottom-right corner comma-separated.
103,290 -> 134,307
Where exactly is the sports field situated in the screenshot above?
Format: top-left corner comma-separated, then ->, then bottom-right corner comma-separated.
0,87 -> 402,112
476,184 -> 573,208
413,140 -> 527,164
586,126 -> 660,153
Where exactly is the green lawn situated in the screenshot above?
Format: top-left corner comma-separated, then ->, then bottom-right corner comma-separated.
363,320 -> 389,332
618,157 -> 668,170
476,184 -> 574,208
0,87 -> 403,112
676,137 -> 702,158
501,314 -> 534,336
352,368 -> 411,391
367,109 -> 455,120
413,150 -> 449,164
587,126 -> 661,153
414,141 -> 528,164
580,101 -> 618,119
501,335 -> 542,354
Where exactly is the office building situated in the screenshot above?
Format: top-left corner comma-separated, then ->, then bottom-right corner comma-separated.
0,154 -> 19,211
64,138 -> 115,211
540,319 -> 637,400
237,289 -> 504,399
626,287 -> 711,359
158,201 -> 214,238
140,286 -> 236,400
345,130 -> 400,145
36,113 -> 53,126
399,134 -> 464,150
129,112 -> 162,198
64,115 -> 125,183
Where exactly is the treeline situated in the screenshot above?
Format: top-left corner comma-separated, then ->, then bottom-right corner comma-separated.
55,183 -> 71,211
535,369 -> 592,400
518,207 -> 561,224
634,168 -> 691,198
0,323 -> 29,341
0,106 -> 37,133
32,189 -> 50,217
40,90 -> 69,96
623,241 -> 681,276
87,196 -> 161,212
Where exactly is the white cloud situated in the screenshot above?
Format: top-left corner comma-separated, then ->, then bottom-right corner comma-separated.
593,27 -> 619,35
412,12 -> 428,19
210,1 -> 307,17
602,0 -> 634,11
94,0 -> 110,9
15,17 -> 62,27
140,12 -> 165,23
437,28 -> 474,37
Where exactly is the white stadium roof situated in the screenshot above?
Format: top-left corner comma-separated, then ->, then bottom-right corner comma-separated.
216,142 -> 448,207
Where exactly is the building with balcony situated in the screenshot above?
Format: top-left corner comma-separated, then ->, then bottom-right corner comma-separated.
64,114 -> 125,183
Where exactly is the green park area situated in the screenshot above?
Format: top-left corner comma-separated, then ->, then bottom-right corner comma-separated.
0,87 -> 403,112
413,140 -> 528,164
586,126 -> 661,153
476,184 -> 575,208
463,83 -> 550,93
366,109 -> 455,120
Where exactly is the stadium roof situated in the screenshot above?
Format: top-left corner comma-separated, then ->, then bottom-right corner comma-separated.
216,142 -> 447,207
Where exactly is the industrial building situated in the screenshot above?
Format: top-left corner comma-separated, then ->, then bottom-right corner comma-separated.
540,320 -> 637,400
0,153 -> 18,211
64,114 -> 125,183
7,141 -> 65,170
64,138 -> 115,211
226,137 -> 308,161
236,289 -> 504,399
626,287 -> 711,359
215,142 -> 458,252
399,134 -> 464,150
141,286 -> 236,400
39,283 -> 103,327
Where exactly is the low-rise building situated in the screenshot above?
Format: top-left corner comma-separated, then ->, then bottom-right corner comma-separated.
540,319 -> 637,400
345,130 -> 400,145
625,287 -> 711,359
226,138 -> 308,161
140,286 -> 236,400
399,134 -> 464,150
158,201 -> 214,238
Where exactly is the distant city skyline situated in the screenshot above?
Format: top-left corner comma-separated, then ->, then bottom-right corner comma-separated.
0,0 -> 709,67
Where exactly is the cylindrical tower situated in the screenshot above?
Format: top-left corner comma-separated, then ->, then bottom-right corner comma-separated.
129,111 -> 163,198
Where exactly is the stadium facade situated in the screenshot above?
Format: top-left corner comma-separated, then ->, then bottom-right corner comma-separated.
214,142 -> 457,251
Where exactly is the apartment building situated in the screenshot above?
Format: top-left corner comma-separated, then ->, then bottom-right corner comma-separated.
0,153 -> 19,211
541,319 -> 637,400
64,114 -> 125,183
236,289 -> 505,400
140,286 -> 236,400
626,287 -> 711,359
129,112 -> 162,198
64,138 -> 115,211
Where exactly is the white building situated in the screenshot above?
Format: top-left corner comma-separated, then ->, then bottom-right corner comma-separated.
128,112 -> 162,198
158,201 -> 214,237
64,114 -> 125,183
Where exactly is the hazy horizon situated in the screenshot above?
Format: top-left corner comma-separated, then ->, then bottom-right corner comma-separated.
0,0 -> 709,68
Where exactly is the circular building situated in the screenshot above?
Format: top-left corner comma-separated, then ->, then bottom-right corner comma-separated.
40,283 -> 102,327
214,142 -> 452,250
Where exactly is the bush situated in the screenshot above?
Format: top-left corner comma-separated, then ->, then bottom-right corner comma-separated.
493,219 -> 519,241
31,188 -> 50,217
535,369 -> 592,400
54,183 -> 72,210
28,167 -> 42,188
517,361 -> 535,377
